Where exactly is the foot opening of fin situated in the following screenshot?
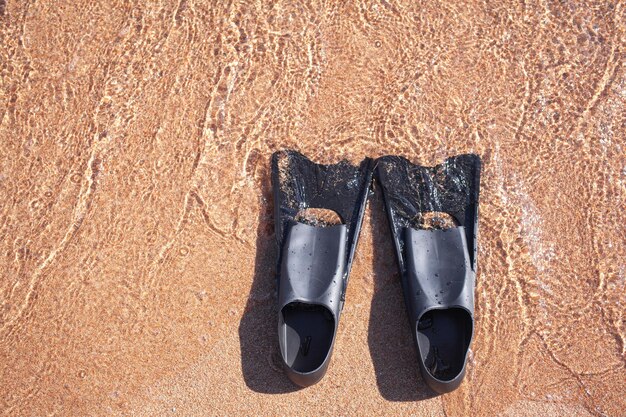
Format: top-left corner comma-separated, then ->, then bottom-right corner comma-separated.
280,302 -> 335,373
417,308 -> 473,381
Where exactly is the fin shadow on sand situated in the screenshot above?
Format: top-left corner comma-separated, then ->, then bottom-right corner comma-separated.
238,162 -> 301,394
367,187 -> 437,401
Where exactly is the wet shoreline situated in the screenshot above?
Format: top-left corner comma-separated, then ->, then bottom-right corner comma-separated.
1,1 -> 624,415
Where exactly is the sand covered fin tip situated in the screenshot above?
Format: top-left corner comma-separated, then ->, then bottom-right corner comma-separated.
415,212 -> 459,230
295,208 -> 343,227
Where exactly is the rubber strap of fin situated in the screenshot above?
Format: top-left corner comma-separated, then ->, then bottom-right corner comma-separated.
278,221 -> 347,318
403,226 -> 475,321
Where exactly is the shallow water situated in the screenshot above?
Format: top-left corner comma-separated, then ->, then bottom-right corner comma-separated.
1,1 -> 625,415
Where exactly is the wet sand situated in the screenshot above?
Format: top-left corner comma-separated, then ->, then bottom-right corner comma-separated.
1,1 -> 625,415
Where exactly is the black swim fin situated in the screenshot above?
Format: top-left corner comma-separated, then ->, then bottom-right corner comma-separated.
376,154 -> 481,394
271,150 -> 374,387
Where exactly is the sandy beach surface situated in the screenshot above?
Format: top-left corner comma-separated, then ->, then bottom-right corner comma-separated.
1,1 -> 625,415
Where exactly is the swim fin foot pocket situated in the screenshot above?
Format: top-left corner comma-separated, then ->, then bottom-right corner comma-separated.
272,150 -> 374,387
376,154 -> 481,394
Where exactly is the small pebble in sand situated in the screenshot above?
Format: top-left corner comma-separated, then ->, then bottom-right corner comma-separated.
195,290 -> 207,301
